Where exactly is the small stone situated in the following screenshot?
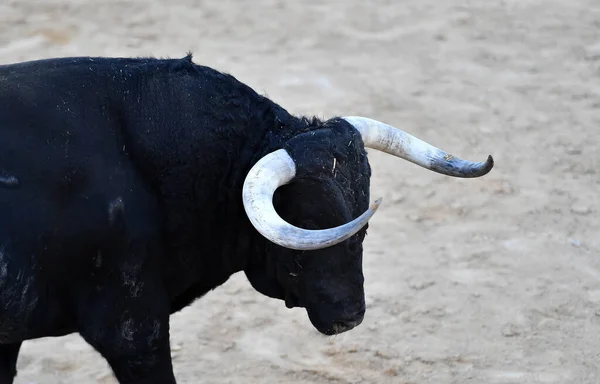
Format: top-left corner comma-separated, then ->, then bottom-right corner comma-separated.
501,324 -> 521,337
407,214 -> 423,222
374,350 -> 393,359
171,343 -> 183,352
566,147 -> 582,155
501,181 -> 514,194
408,279 -> 436,291
222,342 -> 236,352
569,238 -> 581,247
391,193 -> 405,204
570,204 -> 591,215
388,307 -> 401,315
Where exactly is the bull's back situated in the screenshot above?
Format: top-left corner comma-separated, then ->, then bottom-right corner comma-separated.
0,64 -> 130,244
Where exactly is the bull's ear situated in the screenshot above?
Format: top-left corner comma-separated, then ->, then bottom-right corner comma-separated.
244,267 -> 285,300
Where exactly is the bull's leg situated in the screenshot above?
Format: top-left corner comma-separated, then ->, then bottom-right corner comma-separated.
0,342 -> 21,383
75,233 -> 176,384
76,280 -> 175,384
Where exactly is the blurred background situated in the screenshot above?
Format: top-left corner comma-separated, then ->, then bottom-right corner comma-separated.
1,0 -> 599,383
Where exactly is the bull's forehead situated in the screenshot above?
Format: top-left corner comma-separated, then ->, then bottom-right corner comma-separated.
283,121 -> 368,180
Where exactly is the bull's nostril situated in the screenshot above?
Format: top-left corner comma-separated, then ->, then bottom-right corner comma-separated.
307,305 -> 366,336
331,316 -> 364,334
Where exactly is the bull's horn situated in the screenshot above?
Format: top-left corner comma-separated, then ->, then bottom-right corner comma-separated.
342,116 -> 494,178
242,148 -> 381,250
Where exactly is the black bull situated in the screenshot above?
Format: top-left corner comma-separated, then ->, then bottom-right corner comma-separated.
0,54 -> 493,383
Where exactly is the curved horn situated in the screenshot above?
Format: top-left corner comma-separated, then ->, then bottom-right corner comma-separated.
342,116 -> 494,178
242,148 -> 382,251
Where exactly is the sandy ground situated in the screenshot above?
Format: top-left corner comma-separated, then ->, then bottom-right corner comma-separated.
1,0 -> 600,383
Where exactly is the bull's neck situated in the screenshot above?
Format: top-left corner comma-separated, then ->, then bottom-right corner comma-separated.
116,63 -> 317,297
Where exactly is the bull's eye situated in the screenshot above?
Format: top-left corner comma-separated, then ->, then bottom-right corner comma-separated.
347,239 -> 362,253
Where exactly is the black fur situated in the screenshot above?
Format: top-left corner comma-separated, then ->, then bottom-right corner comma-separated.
0,54 -> 371,383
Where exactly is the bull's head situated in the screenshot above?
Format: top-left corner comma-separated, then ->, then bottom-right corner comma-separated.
242,116 -> 493,335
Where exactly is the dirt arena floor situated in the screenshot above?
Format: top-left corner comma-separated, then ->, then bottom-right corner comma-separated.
1,0 -> 600,383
